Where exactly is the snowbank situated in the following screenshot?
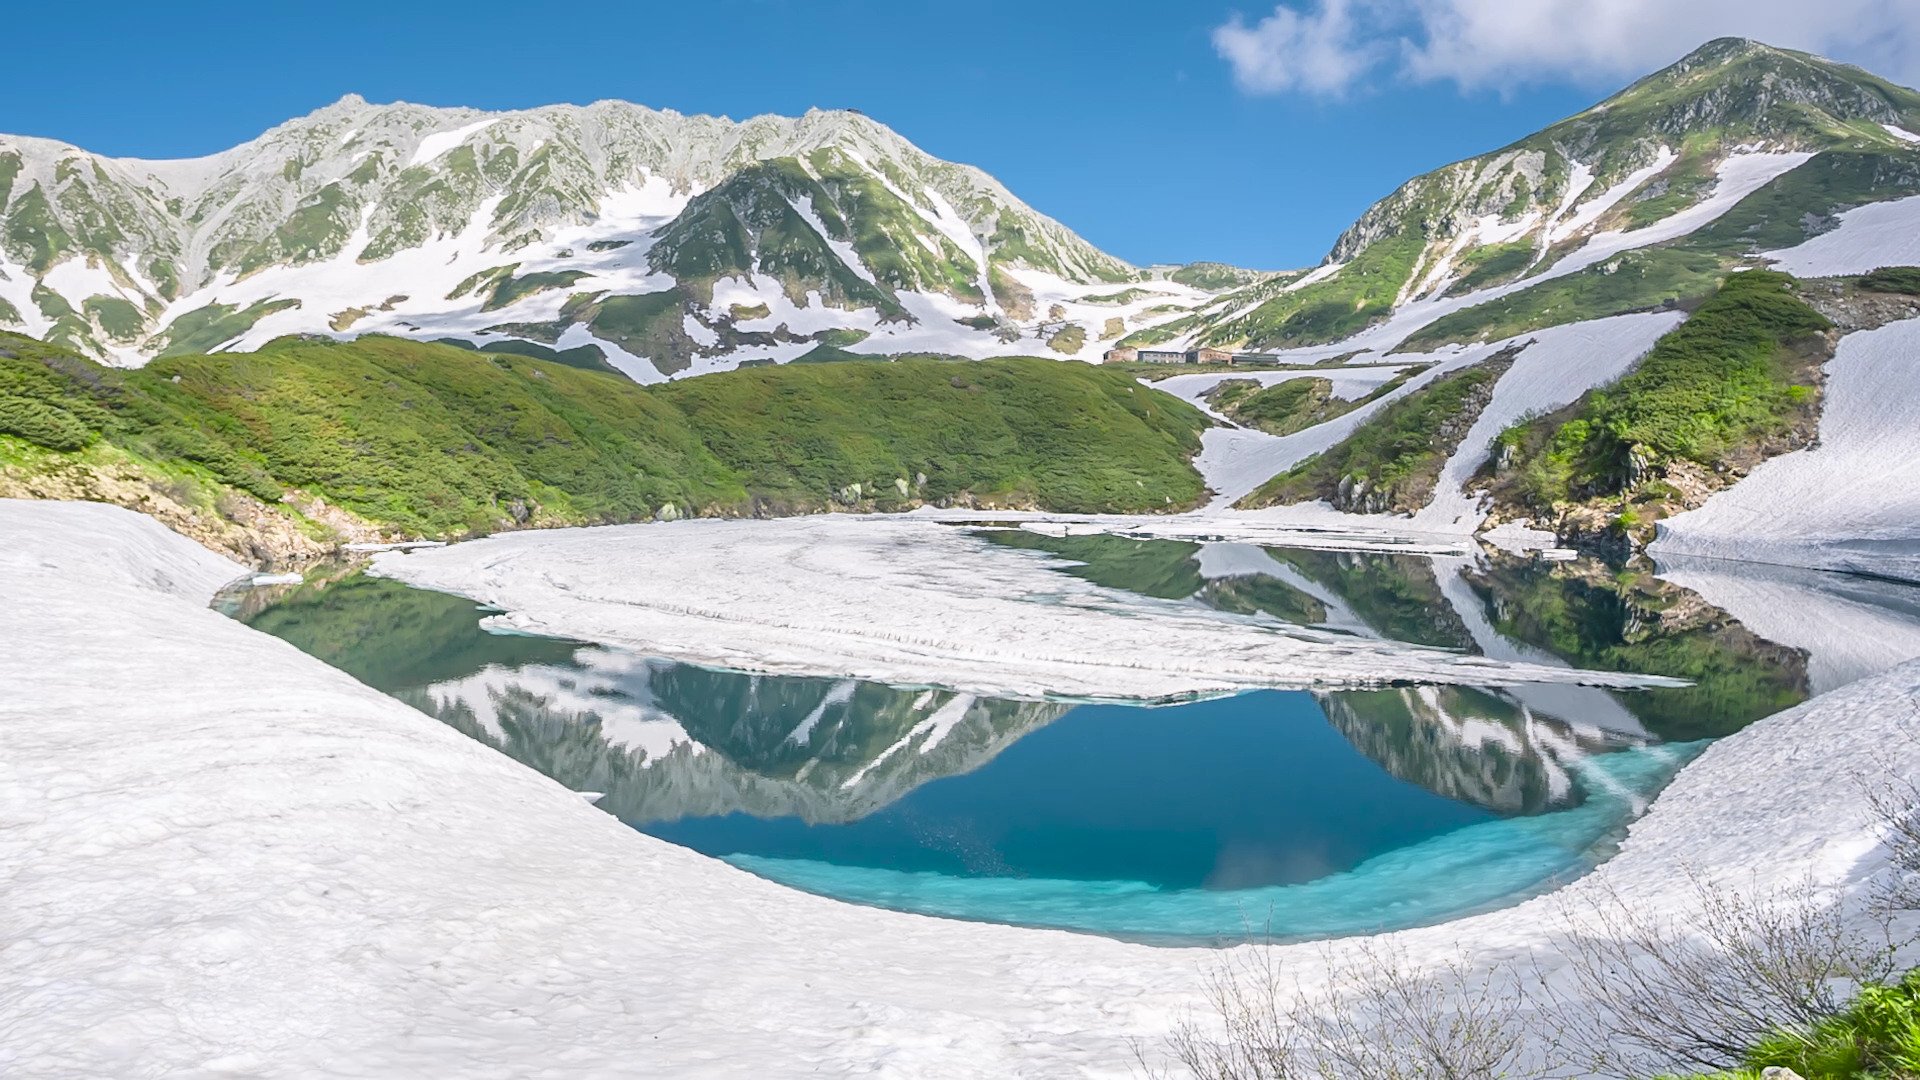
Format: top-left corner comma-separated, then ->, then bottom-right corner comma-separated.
1652,318 -> 1920,583
1766,195 -> 1920,278
5,498 -> 1918,1079
369,514 -> 1679,700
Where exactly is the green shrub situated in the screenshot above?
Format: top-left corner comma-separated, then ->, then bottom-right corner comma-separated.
0,396 -> 93,450
1859,265 -> 1920,295
0,331 -> 1212,533
1669,970 -> 1920,1079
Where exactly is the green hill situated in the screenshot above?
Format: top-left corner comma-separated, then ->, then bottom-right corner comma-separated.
0,333 -> 1209,551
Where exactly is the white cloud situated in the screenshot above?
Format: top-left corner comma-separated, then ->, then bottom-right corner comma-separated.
1214,0 -> 1920,97
1211,0 -> 1389,96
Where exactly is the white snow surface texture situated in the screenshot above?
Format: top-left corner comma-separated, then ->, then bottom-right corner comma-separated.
5,498 -> 1919,1078
368,513 -> 1675,699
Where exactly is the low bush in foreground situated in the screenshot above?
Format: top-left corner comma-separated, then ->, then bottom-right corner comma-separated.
1667,971 -> 1920,1079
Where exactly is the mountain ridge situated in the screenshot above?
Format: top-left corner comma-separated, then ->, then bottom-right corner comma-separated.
0,96 -> 1212,372
3,37 -> 1917,380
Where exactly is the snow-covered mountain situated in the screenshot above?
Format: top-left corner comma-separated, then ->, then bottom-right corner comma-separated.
10,38 -> 1913,382
1148,38 -> 1920,353
0,99 -> 1239,377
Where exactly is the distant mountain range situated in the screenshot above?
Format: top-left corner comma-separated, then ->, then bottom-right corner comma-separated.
2,38 -> 1915,378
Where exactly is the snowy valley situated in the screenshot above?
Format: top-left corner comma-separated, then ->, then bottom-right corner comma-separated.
6,30 -> 1920,1080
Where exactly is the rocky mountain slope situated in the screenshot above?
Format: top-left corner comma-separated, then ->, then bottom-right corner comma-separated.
1147,38 -> 1920,355
0,99 -> 1241,376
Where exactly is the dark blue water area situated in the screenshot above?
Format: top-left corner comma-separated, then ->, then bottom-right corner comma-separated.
645,691 -> 1492,892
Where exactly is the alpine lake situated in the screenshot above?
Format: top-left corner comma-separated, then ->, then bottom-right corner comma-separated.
213,526 -> 1900,945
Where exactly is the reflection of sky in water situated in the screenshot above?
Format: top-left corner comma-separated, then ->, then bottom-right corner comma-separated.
232,535 -> 1822,943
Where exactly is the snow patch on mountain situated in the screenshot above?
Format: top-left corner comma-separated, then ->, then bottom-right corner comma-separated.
1764,195 -> 1920,277
408,117 -> 500,167
1548,149 -> 1676,245
1550,152 -> 1814,277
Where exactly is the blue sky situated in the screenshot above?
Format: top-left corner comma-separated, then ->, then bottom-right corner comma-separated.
2,1 -> 1910,271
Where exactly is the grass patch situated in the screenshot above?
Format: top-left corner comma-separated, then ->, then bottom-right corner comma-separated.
1860,265 -> 1920,294
1715,970 -> 1920,1080
82,295 -> 145,342
1206,376 -> 1366,437
1404,248 -> 1726,351
154,299 -> 302,358
483,269 -> 592,312
1444,240 -> 1537,296
652,355 -> 1208,514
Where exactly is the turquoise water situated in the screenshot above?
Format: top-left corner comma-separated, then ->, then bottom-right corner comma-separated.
220,534 -> 1790,944
732,741 -> 1698,943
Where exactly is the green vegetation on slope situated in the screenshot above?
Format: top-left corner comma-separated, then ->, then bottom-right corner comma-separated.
1207,367 -> 1428,437
150,335 -> 738,533
652,355 -> 1208,514
1485,270 -> 1831,522
155,299 -> 302,358
1169,262 -> 1262,290
1682,148 -> 1920,255
1208,378 -> 1334,436
1404,248 -> 1725,351
1200,213 -> 1431,349
1861,265 -> 1920,294
1238,352 -> 1514,513
0,332 -> 1210,539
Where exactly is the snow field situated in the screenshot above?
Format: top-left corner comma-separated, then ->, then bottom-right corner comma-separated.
7,498 -> 1920,1079
1764,195 -> 1920,278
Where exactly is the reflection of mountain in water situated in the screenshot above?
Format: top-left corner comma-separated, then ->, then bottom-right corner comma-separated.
226,545 -> 1822,841
404,651 -> 1070,826
1318,685 -> 1644,815
1461,555 -> 1809,741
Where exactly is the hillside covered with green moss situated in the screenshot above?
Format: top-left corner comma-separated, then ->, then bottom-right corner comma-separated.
0,333 -> 1209,553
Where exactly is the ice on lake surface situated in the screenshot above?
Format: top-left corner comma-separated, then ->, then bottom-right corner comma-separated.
218,529 -> 1920,943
